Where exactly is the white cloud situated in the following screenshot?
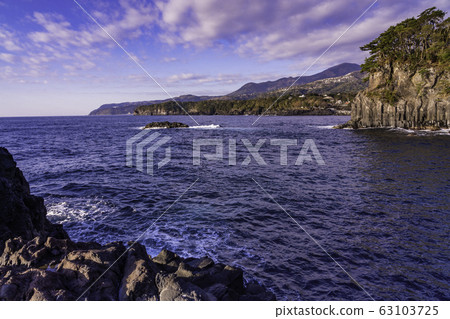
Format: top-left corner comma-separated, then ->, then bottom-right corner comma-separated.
28,1 -> 156,48
0,27 -> 22,51
165,72 -> 268,86
6,0 -> 156,77
2,0 -> 449,85
156,0 -> 450,62
167,73 -> 204,82
163,56 -> 177,63
0,52 -> 18,63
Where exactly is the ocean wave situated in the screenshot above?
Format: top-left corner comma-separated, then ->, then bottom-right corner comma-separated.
46,199 -> 113,228
388,127 -> 450,135
46,201 -> 91,223
189,124 -> 221,129
319,125 -> 450,135
314,125 -> 336,129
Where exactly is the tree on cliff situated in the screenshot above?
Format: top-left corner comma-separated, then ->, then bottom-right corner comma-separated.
360,7 -> 449,73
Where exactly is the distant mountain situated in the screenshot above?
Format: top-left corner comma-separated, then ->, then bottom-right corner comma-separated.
134,71 -> 366,116
89,101 -> 153,115
227,63 -> 361,97
89,95 -> 214,115
277,71 -> 366,96
89,63 -> 362,115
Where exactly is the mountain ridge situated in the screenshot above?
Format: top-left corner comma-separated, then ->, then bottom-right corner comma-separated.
89,63 -> 362,115
227,63 -> 361,97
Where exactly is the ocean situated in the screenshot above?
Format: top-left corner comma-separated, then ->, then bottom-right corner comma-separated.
0,115 -> 449,300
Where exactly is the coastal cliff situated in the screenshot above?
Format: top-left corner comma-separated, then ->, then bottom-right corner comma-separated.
349,65 -> 449,129
0,148 -> 275,301
343,7 -> 449,130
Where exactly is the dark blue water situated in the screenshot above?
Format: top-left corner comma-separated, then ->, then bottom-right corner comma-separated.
1,115 -> 449,301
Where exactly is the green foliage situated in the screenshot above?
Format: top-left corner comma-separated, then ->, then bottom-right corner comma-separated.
416,83 -> 424,95
134,93 -> 357,116
439,80 -> 450,95
366,89 -> 398,104
382,90 -> 399,104
419,68 -> 431,77
360,7 -> 449,73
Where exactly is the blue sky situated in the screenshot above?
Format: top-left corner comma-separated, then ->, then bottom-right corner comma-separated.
0,0 -> 448,116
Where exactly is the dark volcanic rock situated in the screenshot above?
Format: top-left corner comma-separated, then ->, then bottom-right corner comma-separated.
152,249 -> 182,272
0,267 -> 73,301
0,148 -> 275,301
118,244 -> 159,301
0,148 -> 68,255
144,121 -> 189,129
155,272 -> 216,301
56,242 -> 126,301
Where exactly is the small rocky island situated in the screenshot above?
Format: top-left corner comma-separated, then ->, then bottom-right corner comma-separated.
338,8 -> 449,130
0,147 -> 274,301
144,121 -> 189,129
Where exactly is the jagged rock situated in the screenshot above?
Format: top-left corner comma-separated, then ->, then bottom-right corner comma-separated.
1,236 -> 48,268
348,65 -> 449,129
174,261 -> 245,299
56,242 -> 126,301
185,256 -> 214,270
0,267 -> 72,301
0,147 -> 68,255
155,273 -> 216,301
153,249 -> 182,272
119,244 -> 159,301
0,148 -> 276,301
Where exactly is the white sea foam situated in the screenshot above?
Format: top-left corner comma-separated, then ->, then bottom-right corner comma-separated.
312,125 -> 450,135
315,125 -> 336,129
46,199 -> 111,224
46,201 -> 89,222
389,127 -> 450,135
189,124 -> 221,129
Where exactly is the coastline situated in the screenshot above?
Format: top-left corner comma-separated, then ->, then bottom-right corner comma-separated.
0,147 -> 275,301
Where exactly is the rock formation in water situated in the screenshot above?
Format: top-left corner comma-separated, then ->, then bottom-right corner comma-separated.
144,121 -> 189,129
0,147 -> 275,301
340,7 -> 449,130
347,64 -> 449,129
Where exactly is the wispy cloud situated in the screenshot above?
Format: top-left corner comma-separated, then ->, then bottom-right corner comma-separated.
28,1 -> 156,48
0,26 -> 22,51
0,52 -> 18,63
0,0 -> 157,81
156,0 -> 450,62
163,56 -> 177,63
2,0 -> 448,83
165,72 -> 282,86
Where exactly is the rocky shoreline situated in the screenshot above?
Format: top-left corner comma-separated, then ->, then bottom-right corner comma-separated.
0,147 -> 275,301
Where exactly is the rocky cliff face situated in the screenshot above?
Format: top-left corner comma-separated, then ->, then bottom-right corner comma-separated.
349,65 -> 449,129
0,148 -> 275,301
0,148 -> 68,255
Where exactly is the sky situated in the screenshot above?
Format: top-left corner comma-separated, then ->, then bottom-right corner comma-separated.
0,0 -> 448,116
